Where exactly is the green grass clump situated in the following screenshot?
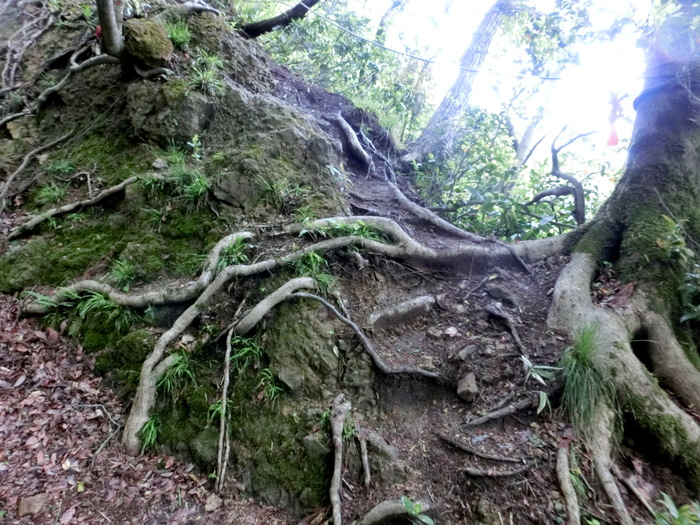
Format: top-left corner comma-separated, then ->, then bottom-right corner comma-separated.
557,326 -> 617,439
35,182 -> 68,205
166,19 -> 191,49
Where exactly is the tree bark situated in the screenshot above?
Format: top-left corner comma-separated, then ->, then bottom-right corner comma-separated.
238,0 -> 322,39
404,0 -> 516,164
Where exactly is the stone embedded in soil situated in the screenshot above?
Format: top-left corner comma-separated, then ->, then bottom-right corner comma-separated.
458,344 -> 478,360
457,372 -> 479,402
205,493 -> 223,512
18,493 -> 49,516
368,295 -> 436,330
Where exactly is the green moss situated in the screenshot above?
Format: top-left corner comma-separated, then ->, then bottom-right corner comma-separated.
626,394 -> 700,491
573,220 -> 618,260
124,18 -> 174,67
188,13 -> 232,54
95,329 -> 156,396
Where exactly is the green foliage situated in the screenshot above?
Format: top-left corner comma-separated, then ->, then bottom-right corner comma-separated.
237,0 -> 431,142
138,415 -> 159,452
76,291 -> 139,333
652,493 -> 700,525
400,496 -> 435,525
412,107 -> 610,240
158,351 -> 196,401
557,326 -> 617,440
256,368 -> 283,406
258,176 -> 310,208
109,259 -> 136,291
217,237 -> 249,272
300,218 -> 388,243
35,182 -> 68,205
207,399 -> 233,424
166,19 -> 191,50
656,215 -> 700,323
188,51 -> 225,96
230,335 -> 263,374
45,159 -> 76,175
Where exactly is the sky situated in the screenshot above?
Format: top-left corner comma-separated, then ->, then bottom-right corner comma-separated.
350,0 -> 649,174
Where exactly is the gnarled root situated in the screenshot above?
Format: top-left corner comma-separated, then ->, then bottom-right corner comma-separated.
121,276 -> 317,455
330,394 -> 351,525
548,252 -> 700,495
556,444 -> 580,525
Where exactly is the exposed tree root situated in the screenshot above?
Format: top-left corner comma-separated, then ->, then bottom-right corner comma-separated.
356,425 -> 371,488
335,114 -> 371,168
483,303 -> 527,353
352,499 -> 430,525
611,463 -> 654,517
548,251 -> 700,491
330,393 -> 351,525
27,215 -> 567,317
121,276 -> 317,454
215,328 -> 234,494
590,405 -> 632,525
0,129 -> 75,214
8,175 -> 139,239
462,463 -> 533,477
288,292 -> 440,380
464,396 -> 534,428
556,445 -> 581,525
0,110 -> 31,128
436,431 -> 523,463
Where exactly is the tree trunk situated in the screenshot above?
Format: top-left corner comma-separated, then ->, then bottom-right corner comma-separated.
404,0 -> 516,164
238,0 -> 322,39
549,5 -> 700,492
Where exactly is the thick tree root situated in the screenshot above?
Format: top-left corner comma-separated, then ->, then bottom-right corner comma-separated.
352,499 -> 431,525
590,405 -> 632,525
549,251 -> 700,493
462,463 -> 532,477
556,445 -> 581,525
27,215 -> 566,316
121,276 -> 317,455
330,393 -> 351,525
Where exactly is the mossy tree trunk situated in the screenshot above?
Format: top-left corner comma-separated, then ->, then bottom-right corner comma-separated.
548,7 -> 700,503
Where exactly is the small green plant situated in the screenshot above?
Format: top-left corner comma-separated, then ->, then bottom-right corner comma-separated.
299,218 -> 389,243
520,355 -> 560,386
80,4 -> 93,20
187,134 -> 203,161
652,493 -> 700,524
189,66 -> 225,96
76,291 -> 139,333
35,182 -> 68,205
109,259 -> 136,291
207,399 -> 234,424
400,496 -> 434,525
295,251 -> 327,276
157,352 -> 196,401
557,326 -> 617,440
342,418 -> 357,441
45,159 -> 75,175
166,19 -> 191,49
138,415 -> 159,453
258,176 -> 310,207
230,336 -> 263,374
257,368 -> 283,406
195,51 -> 224,70
217,237 -> 250,272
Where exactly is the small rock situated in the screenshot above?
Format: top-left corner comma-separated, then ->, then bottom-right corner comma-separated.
458,344 -> 478,360
19,493 -> 49,516
482,345 -> 497,356
152,158 -> 168,170
426,327 -> 443,339
444,326 -> 460,338
205,493 -> 223,512
457,372 -> 478,402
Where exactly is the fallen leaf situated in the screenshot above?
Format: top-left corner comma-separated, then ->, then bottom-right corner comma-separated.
60,506 -> 76,524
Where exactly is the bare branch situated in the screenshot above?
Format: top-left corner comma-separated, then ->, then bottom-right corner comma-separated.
238,0 -> 322,39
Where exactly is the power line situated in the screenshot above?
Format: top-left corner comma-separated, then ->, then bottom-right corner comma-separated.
265,0 -> 563,81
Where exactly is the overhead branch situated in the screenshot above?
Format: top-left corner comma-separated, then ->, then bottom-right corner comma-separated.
548,129 -> 594,226
238,0 -> 322,39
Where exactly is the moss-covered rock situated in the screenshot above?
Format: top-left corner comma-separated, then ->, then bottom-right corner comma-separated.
95,329 -> 156,396
127,80 -> 213,145
124,18 -> 173,68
